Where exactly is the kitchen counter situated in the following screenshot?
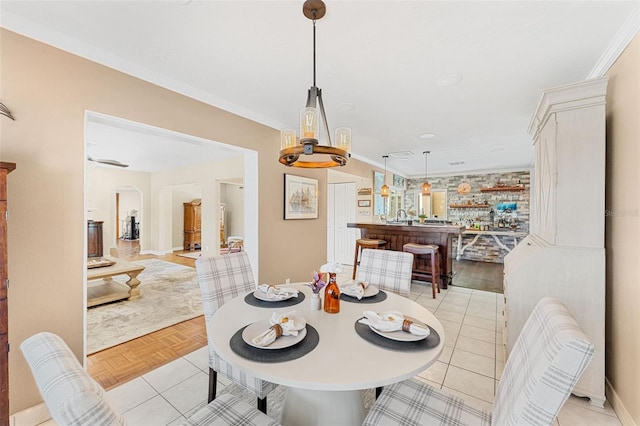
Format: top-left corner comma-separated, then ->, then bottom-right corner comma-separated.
347,222 -> 465,288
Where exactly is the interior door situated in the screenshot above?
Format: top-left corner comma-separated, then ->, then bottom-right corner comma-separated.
327,182 -> 356,265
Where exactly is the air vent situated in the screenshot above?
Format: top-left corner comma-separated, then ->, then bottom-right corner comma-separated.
389,151 -> 414,158
449,161 -> 465,166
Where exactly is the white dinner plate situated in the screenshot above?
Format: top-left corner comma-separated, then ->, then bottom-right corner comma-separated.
341,284 -> 380,298
253,288 -> 296,302
242,320 -> 307,350
368,316 -> 429,342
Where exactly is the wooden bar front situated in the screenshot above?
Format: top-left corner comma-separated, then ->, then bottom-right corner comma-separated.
347,222 -> 465,288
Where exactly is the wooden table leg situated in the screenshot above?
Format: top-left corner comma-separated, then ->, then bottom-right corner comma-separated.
125,270 -> 142,300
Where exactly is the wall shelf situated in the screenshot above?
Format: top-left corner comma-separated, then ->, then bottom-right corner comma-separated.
449,204 -> 491,209
480,186 -> 525,192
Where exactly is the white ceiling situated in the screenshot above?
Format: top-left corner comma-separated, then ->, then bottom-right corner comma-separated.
2,1 -> 638,176
86,113 -> 243,173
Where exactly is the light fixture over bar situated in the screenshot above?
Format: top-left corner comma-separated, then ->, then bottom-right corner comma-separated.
422,151 -> 431,196
278,0 -> 351,168
381,155 -> 390,198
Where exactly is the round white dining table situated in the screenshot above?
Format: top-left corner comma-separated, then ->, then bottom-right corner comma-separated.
208,283 -> 445,426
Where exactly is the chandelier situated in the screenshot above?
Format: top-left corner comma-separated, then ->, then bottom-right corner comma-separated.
422,151 -> 431,196
278,0 -> 351,168
381,155 -> 390,197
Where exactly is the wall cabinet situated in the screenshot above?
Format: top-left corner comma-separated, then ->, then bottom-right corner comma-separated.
0,162 -> 16,425
184,200 -> 201,250
504,77 -> 607,407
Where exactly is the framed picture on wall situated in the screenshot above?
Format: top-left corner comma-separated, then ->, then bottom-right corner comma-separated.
358,200 -> 371,207
284,174 -> 319,219
393,174 -> 406,188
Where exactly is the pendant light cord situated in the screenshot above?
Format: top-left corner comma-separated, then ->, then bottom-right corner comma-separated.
312,12 -> 317,87
424,151 -> 430,177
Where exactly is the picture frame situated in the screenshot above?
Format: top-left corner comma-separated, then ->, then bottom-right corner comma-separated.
284,174 -> 319,219
358,200 -> 371,208
393,174 -> 406,188
357,187 -> 372,196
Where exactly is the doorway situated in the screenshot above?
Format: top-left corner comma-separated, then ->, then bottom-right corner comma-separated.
84,111 -> 259,357
327,182 -> 357,265
114,186 -> 142,257
220,182 -> 244,250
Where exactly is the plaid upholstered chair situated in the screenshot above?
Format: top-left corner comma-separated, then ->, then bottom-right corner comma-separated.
355,248 -> 414,297
195,252 -> 277,413
20,332 -> 280,426
363,297 -> 595,426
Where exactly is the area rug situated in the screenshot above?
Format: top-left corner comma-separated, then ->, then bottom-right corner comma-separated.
87,259 -> 203,354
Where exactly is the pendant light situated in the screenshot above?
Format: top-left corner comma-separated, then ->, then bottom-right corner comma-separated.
278,0 -> 351,168
381,155 -> 390,198
421,151 -> 431,196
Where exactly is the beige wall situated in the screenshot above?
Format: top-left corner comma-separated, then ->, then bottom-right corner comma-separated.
605,32 -> 640,425
0,29 -> 342,412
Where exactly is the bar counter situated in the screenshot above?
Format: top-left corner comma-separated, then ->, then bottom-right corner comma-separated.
347,222 -> 465,288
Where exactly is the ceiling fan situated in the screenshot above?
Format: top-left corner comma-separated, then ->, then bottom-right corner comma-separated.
87,156 -> 129,168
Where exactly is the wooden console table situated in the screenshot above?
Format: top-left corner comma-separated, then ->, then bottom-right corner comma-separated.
86,257 -> 145,307
347,222 -> 465,288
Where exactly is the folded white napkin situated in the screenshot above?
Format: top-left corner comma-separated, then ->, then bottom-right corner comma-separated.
359,311 -> 430,336
257,284 -> 299,300
251,311 -> 307,347
341,281 -> 370,300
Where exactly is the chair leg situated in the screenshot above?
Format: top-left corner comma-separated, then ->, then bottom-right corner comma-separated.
430,254 -> 437,299
257,396 -> 267,414
352,244 -> 360,280
435,253 -> 441,293
375,386 -> 383,399
208,368 -> 217,403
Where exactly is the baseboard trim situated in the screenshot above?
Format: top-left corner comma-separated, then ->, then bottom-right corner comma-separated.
11,402 -> 51,425
606,377 -> 636,426
140,249 -> 172,256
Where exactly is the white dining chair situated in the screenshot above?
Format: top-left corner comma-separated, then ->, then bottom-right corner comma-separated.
355,248 -> 414,297
363,297 -> 595,426
20,332 -> 280,426
195,252 -> 277,414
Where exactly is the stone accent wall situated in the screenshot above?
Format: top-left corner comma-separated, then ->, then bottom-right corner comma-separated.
405,170 -> 530,263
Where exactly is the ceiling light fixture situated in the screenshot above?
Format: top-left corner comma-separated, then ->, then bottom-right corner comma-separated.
279,0 -> 351,168
381,155 -> 390,198
422,151 -> 431,196
87,157 -> 130,168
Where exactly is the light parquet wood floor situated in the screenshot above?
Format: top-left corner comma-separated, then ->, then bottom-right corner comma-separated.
87,249 -> 208,390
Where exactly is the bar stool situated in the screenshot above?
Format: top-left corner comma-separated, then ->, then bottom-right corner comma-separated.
352,238 -> 387,279
402,243 -> 440,298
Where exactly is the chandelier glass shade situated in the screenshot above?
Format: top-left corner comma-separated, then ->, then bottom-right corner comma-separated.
381,155 -> 390,198
421,151 -> 431,196
278,0 -> 351,168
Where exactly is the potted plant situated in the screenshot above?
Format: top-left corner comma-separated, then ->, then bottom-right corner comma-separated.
418,214 -> 427,224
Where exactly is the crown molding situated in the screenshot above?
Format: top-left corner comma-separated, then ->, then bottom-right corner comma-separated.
588,5 -> 640,78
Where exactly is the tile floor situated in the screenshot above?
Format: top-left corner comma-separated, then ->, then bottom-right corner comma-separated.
19,281 -> 622,426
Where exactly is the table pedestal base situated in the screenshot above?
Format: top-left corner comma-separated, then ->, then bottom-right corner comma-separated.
280,388 -> 365,426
